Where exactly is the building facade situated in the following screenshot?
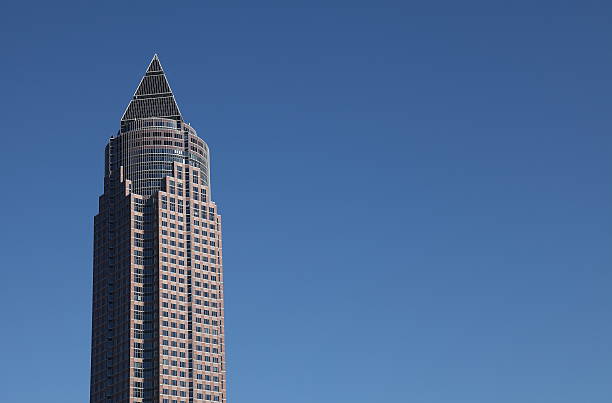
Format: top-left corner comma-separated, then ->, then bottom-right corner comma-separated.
90,55 -> 226,403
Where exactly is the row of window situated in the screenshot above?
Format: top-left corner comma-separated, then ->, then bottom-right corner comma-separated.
160,256 -> 219,266
160,338 -> 220,349
129,140 -> 184,147
160,246 -> 218,256
160,227 -> 219,241
162,345 -> 220,355
160,330 -> 222,344
123,119 -> 177,130
160,361 -> 222,373
126,130 -> 182,139
160,392 -> 220,401
161,315 -> 220,329
162,264 -> 221,276
157,378 -> 221,389
160,354 -> 220,366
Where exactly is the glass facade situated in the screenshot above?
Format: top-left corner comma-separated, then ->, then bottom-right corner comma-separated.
107,118 -> 210,197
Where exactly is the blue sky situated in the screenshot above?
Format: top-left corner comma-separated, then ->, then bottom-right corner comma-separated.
0,1 -> 611,402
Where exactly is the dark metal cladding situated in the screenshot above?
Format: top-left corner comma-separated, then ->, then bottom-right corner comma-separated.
122,55 -> 182,122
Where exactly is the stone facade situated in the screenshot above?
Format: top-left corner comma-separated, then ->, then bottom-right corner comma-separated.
90,55 -> 227,403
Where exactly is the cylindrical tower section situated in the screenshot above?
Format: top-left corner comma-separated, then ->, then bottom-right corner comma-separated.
107,117 -> 210,197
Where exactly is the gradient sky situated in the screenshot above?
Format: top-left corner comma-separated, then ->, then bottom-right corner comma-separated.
0,1 -> 611,402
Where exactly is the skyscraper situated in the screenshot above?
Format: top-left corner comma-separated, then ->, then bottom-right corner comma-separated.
90,55 -> 226,403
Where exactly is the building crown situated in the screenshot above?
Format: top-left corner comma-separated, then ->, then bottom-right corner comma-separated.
121,54 -> 182,122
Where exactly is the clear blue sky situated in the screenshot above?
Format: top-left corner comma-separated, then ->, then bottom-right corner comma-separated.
0,1 -> 610,402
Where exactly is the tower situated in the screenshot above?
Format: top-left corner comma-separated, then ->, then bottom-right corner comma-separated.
90,55 -> 227,403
